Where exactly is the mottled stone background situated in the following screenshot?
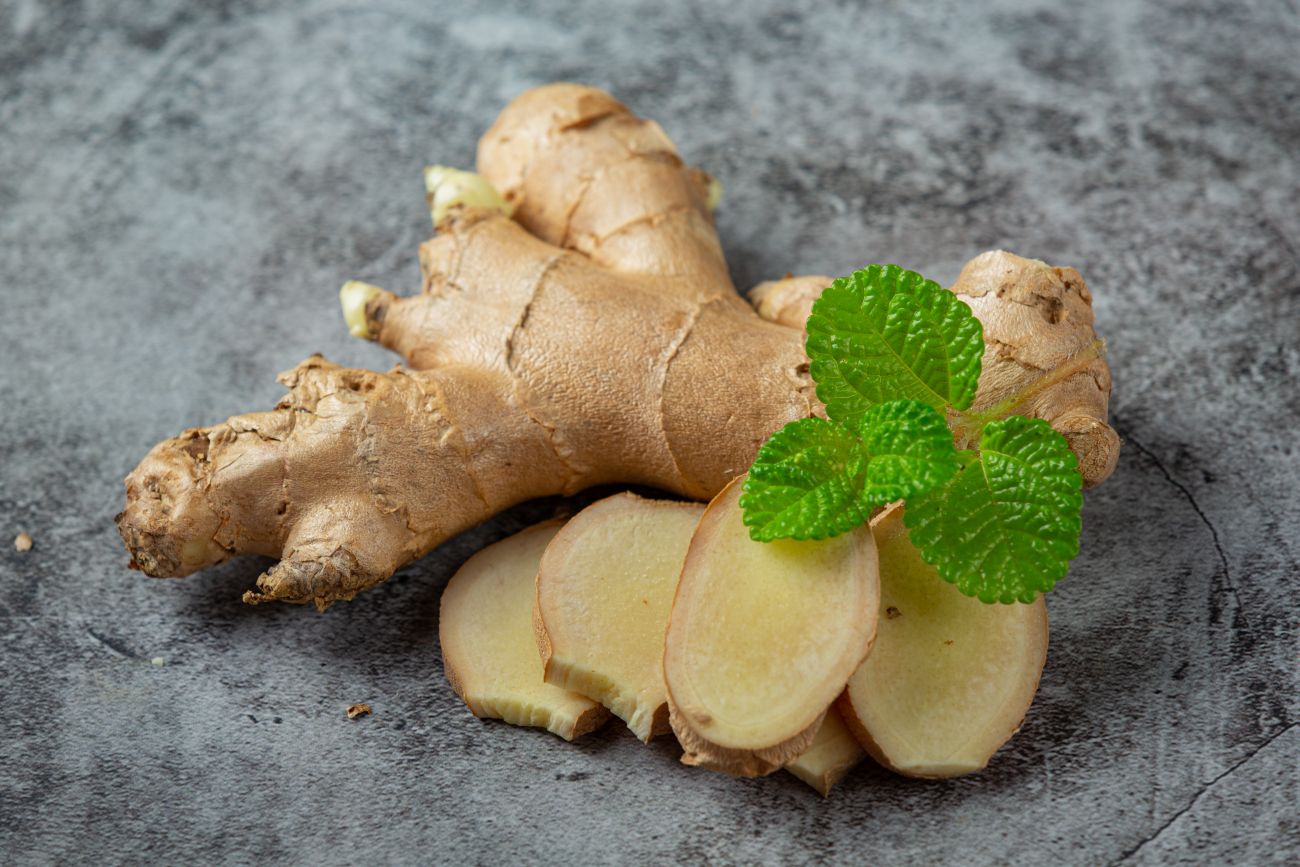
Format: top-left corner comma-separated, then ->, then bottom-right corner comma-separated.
1,0 -> 1296,863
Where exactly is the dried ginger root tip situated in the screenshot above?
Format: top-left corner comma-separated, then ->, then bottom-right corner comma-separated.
346,703 -> 373,720
14,532 -> 33,552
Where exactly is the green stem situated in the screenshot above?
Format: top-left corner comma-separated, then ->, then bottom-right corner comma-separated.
979,339 -> 1106,423
949,339 -> 1106,449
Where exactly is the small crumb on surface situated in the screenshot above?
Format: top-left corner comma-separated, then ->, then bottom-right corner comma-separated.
885,606 -> 901,619
943,639 -> 954,646
151,656 -> 165,666
14,532 -> 33,552
346,703 -> 372,719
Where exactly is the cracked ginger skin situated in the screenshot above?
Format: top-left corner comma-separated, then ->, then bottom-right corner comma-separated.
116,83 -> 1118,610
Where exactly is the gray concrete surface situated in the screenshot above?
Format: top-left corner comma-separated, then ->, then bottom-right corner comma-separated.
2,0 -> 1297,863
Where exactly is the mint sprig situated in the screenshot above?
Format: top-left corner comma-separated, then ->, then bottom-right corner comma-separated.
741,400 -> 958,541
742,264 -> 1086,604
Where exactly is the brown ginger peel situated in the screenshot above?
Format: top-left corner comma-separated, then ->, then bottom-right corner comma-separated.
117,83 -> 1118,609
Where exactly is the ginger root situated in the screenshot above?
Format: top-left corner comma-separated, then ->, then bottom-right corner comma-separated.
533,491 -> 867,790
117,83 -> 1117,609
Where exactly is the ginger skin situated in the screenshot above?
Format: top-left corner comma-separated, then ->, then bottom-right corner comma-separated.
117,84 -> 1117,609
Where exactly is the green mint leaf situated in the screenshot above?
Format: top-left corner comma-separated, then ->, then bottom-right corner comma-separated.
740,401 -> 959,542
805,264 -> 985,425
903,416 -> 1083,604
856,399 -> 961,504
740,418 -> 869,542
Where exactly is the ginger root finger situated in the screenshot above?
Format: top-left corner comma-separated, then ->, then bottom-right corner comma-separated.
748,274 -> 834,330
952,251 -> 1119,488
838,503 -> 1049,778
477,83 -> 727,286
747,253 -> 1119,487
664,477 -> 880,777
534,493 -> 703,742
118,357 -> 568,609
440,521 -> 609,741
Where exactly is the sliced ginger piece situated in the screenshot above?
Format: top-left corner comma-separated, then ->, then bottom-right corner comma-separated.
838,503 -> 1048,778
664,476 -> 880,777
784,705 -> 866,796
535,493 -> 704,742
439,521 -> 609,741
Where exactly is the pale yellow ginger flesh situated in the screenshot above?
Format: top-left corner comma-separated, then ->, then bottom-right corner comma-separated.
664,477 -> 880,777
838,504 -> 1048,778
439,522 -> 609,741
783,706 -> 866,796
534,493 -> 703,742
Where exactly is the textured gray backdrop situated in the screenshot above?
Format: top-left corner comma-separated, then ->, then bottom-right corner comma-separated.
1,0 -> 1297,864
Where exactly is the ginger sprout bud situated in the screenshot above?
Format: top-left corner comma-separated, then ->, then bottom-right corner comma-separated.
340,281 -> 384,340
423,166 -> 513,225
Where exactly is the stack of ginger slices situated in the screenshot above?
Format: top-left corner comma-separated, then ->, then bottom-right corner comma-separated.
438,477 -> 1048,796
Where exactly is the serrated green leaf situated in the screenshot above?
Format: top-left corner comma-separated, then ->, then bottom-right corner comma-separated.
855,399 -> 961,504
806,264 -> 984,425
903,416 -> 1083,604
741,418 -> 869,541
740,401 -> 959,542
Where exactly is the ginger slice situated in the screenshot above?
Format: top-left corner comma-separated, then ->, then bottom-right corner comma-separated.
664,477 -> 880,777
535,493 -> 704,742
439,522 -> 609,741
784,705 -> 866,796
838,503 -> 1048,778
